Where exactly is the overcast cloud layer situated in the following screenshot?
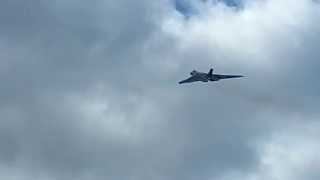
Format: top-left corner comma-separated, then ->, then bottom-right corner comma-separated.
0,0 -> 320,180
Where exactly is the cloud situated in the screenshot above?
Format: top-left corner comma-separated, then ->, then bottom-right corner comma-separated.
0,0 -> 319,180
216,120 -> 320,180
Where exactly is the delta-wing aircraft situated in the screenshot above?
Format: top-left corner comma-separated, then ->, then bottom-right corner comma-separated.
179,68 -> 243,84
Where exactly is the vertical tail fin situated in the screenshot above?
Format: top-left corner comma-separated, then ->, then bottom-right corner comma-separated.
208,68 -> 213,76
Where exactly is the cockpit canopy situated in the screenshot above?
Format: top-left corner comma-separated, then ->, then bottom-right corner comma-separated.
190,70 -> 197,76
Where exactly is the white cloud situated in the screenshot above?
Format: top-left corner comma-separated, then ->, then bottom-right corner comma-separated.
0,0 -> 320,180
216,120 -> 320,180
162,0 -> 320,71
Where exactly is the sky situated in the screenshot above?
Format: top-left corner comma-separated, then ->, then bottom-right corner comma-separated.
0,0 -> 320,180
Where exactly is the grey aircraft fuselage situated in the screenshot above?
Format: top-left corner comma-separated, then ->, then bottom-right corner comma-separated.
179,68 -> 243,84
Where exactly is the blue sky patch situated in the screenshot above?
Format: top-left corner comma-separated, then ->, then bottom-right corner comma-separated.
174,0 -> 243,16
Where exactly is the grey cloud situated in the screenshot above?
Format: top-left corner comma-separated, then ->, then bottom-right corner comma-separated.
0,0 -> 320,180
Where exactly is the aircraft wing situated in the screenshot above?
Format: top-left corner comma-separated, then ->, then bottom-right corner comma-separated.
179,76 -> 203,84
215,74 -> 243,79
